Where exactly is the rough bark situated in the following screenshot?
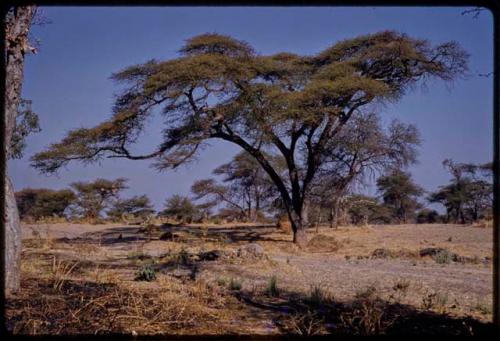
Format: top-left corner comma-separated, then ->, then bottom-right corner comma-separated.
4,5 -> 36,295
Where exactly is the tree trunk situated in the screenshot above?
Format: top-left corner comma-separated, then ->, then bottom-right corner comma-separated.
289,198 -> 309,247
4,5 -> 36,295
4,176 -> 21,295
329,196 -> 341,229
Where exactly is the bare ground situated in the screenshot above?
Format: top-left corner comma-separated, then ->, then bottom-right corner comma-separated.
6,222 -> 494,335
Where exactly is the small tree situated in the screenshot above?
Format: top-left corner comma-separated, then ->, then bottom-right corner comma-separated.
309,111 -> 420,228
31,31 -> 469,246
192,151 -> 280,221
15,188 -> 76,221
376,170 -> 423,223
107,194 -> 155,222
161,194 -> 199,223
70,178 -> 128,223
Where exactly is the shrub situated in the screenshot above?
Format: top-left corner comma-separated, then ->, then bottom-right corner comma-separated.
421,291 -> 448,313
134,264 -> 156,282
266,275 -> 280,297
216,277 -> 227,287
433,250 -> 454,264
339,298 -> 395,335
419,247 -> 456,264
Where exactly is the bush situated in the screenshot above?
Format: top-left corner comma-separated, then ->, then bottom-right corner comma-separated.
134,264 -> 156,282
433,250 -> 454,264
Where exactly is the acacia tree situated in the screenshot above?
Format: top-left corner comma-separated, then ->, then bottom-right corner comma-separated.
4,5 -> 38,294
106,194 -> 155,221
309,111 -> 420,228
31,31 -> 468,246
376,169 -> 424,223
161,194 -> 199,223
192,151 -> 279,221
428,159 -> 492,223
15,188 -> 75,221
69,178 -> 127,223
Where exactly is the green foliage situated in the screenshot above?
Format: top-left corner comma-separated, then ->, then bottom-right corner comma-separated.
266,275 -> 280,297
10,99 -> 41,159
15,188 -> 76,221
134,264 -> 156,282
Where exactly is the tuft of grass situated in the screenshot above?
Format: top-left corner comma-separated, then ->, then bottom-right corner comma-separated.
266,275 -> 280,297
474,299 -> 492,315
134,264 -> 156,282
355,286 -> 377,300
228,277 -> 241,291
176,248 -> 190,266
308,283 -> 333,306
51,256 -> 79,291
278,309 -> 325,336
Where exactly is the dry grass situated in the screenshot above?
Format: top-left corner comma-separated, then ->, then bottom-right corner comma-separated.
7,221 -> 494,335
306,234 -> 342,253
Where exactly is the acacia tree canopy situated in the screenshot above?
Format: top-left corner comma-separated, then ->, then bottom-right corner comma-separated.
31,31 -> 468,245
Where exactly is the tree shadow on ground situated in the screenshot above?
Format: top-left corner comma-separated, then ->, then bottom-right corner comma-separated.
50,223 -> 288,247
231,288 -> 493,336
162,223 -> 286,243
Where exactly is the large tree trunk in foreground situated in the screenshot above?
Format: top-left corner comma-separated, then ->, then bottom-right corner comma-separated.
4,177 -> 21,295
4,5 -> 36,295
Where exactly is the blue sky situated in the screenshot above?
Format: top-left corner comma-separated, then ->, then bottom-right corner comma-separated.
8,6 -> 494,211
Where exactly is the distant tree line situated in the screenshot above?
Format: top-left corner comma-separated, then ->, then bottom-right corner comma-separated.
16,155 -> 492,227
